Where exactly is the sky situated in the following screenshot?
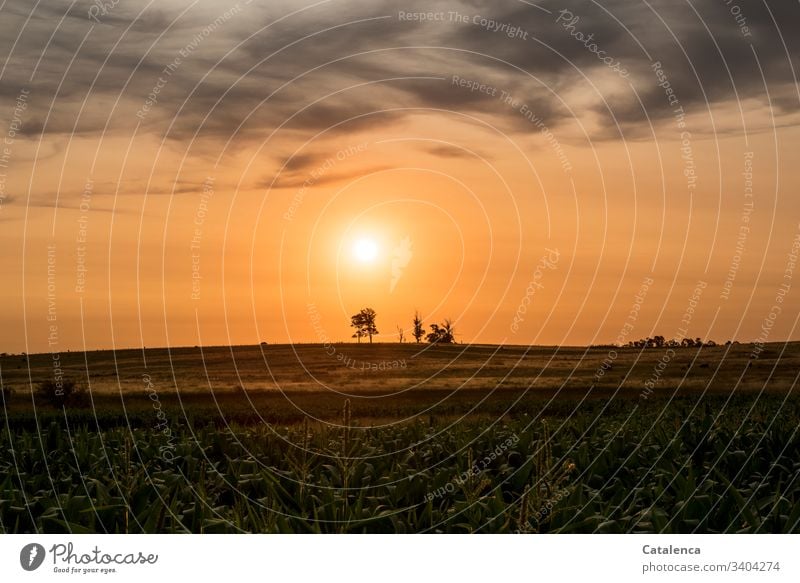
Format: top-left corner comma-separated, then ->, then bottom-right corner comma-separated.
0,0 -> 798,353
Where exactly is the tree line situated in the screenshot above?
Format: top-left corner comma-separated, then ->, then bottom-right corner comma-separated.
350,308 -> 456,344
624,336 -> 720,348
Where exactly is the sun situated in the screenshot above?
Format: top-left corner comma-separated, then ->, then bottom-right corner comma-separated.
352,238 -> 379,263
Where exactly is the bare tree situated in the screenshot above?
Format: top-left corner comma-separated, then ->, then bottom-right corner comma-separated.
397,325 -> 405,343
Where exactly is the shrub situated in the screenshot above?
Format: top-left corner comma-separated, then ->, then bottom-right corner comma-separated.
35,379 -> 87,407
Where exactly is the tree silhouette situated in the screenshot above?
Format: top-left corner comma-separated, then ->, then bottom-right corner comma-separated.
441,318 -> 456,343
426,319 -> 455,344
350,308 -> 378,343
397,325 -> 405,343
412,311 -> 425,343
426,324 -> 440,343
623,335 -> 720,348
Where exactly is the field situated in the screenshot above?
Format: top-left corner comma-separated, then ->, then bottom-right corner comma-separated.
1,342 -> 799,533
3,341 -> 799,396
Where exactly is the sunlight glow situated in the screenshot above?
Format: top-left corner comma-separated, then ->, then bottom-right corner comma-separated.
352,238 -> 379,263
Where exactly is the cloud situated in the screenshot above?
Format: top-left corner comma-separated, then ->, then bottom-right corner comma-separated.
423,144 -> 488,159
262,164 -> 393,190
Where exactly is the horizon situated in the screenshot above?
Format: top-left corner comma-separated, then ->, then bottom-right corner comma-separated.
5,336 -> 797,359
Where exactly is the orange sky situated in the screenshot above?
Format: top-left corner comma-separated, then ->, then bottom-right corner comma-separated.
0,0 -> 798,353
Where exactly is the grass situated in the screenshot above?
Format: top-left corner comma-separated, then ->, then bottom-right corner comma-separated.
2,342 -> 797,397
1,394 -> 799,533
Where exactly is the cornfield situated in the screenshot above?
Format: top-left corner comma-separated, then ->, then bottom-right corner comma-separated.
1,395 -> 799,533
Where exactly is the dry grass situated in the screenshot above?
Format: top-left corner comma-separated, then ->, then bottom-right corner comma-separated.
2,341 -> 796,400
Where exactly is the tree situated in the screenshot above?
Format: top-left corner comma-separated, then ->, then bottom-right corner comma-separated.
350,307 -> 378,343
426,319 -> 456,344
441,318 -> 456,343
412,311 -> 425,343
361,308 -> 378,343
397,325 -> 405,343
351,312 -> 365,343
426,324 -> 441,344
